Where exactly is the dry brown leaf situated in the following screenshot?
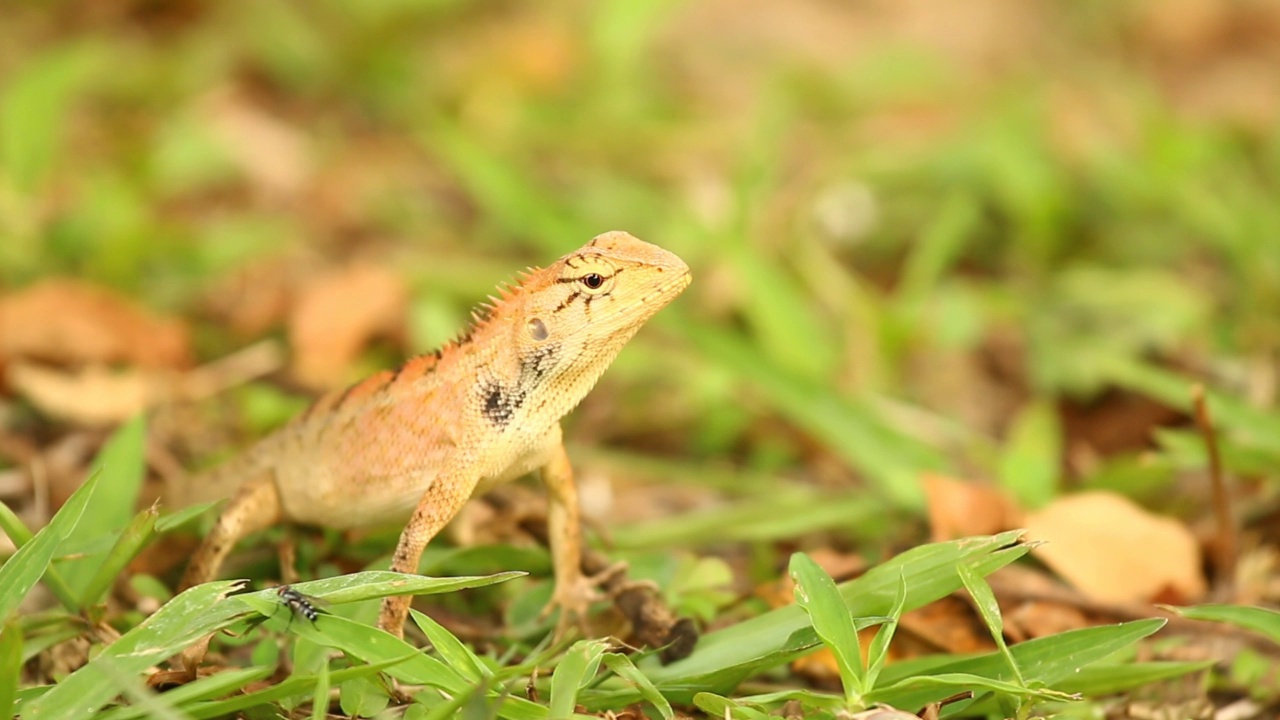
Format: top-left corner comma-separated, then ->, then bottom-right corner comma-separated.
1024,490 -> 1206,604
288,263 -> 408,389
7,362 -> 157,425
923,473 -> 1022,542
203,87 -> 311,200
6,342 -> 282,426
0,279 -> 191,369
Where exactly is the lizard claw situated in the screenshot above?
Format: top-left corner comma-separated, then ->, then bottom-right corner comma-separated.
540,561 -> 628,640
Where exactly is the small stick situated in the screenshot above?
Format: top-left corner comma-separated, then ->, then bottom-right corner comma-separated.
1192,384 -> 1236,597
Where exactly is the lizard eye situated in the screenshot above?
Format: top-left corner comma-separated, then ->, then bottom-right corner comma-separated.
581,273 -> 604,289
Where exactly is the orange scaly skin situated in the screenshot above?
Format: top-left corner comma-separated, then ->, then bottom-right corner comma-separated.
175,231 -> 690,662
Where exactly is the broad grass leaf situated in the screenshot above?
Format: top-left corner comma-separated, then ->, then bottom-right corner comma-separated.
183,655 -> 413,719
0,501 -> 77,611
871,619 -> 1165,711
295,570 -> 524,604
691,693 -> 773,720
311,661 -> 330,720
0,469 -> 100,622
411,608 -> 489,682
96,667 -> 274,720
20,580 -> 253,720
676,320 -> 944,508
0,621 -> 20,720
237,588 -> 544,720
81,504 -> 158,606
601,653 -> 673,720
789,552 -> 865,701
647,531 -> 1028,695
0,42 -> 101,190
865,571 -> 906,689
339,676 -> 389,718
996,400 -> 1061,509
549,639 -> 609,719
1055,661 -> 1213,696
1160,603 -> 1280,645
957,564 -> 1022,685
62,416 -> 146,601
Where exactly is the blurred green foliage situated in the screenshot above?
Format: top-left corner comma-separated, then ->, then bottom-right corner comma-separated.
4,1 -> 1280,510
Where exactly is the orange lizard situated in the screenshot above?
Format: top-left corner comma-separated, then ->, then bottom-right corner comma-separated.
173,231 -> 690,648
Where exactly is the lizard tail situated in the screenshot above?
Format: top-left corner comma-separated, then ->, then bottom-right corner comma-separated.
164,443 -> 276,509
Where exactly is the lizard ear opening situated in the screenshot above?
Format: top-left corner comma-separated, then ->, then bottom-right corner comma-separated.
527,317 -> 549,341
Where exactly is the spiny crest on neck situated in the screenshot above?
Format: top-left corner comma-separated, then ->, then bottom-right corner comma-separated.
297,265 -> 543,424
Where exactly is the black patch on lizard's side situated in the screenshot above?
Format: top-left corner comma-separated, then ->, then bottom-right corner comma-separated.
482,382 -> 524,427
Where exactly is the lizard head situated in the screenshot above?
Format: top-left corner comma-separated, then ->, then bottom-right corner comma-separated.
509,231 -> 691,394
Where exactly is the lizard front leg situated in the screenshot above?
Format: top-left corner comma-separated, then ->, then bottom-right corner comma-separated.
378,472 -> 479,638
539,439 -> 606,640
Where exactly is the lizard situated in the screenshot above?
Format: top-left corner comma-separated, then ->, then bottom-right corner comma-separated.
170,231 -> 691,667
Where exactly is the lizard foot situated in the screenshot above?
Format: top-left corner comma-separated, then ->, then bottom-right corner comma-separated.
540,561 -> 629,641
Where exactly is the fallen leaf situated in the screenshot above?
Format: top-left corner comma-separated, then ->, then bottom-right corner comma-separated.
288,263 -> 408,389
1024,490 -> 1206,604
923,473 -> 1022,542
7,362 -> 156,425
0,279 -> 192,369
203,87 -> 311,200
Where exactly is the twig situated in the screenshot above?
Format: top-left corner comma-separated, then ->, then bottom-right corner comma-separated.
1191,384 -> 1236,599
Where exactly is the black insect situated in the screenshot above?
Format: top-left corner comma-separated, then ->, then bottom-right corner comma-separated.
276,584 -> 321,624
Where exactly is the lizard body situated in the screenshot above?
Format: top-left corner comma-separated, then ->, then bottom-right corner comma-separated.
176,231 -> 690,646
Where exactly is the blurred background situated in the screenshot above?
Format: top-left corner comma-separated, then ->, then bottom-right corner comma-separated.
3,0 -> 1280,605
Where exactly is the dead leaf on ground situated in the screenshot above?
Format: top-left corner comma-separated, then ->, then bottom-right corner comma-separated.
6,341 -> 283,426
7,362 -> 154,426
1024,490 -> 1206,604
288,263 -> 408,389
0,279 -> 192,369
202,87 -> 311,200
923,473 -> 1022,542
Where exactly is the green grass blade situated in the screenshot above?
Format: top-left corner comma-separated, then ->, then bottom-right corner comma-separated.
0,620 -> 20,720
155,502 -> 219,533
789,552 -> 864,702
871,619 -> 1166,710
549,639 -> 608,719
291,570 -> 525,604
957,563 -> 1023,685
874,672 -> 1075,704
97,667 -> 275,720
420,118 -> 579,255
311,660 -> 330,720
865,570 -> 906,689
676,321 -> 943,508
61,416 -> 146,599
691,693 -> 774,720
22,580 -> 253,720
237,592 -> 545,720
0,501 -> 78,611
0,469 -> 100,622
411,609 -> 490,682
648,531 -> 1027,693
184,655 -> 413,719
1055,661 -> 1213,696
339,675 -> 389,718
80,504 -> 158,606
1160,603 -> 1280,645
601,653 -> 673,720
